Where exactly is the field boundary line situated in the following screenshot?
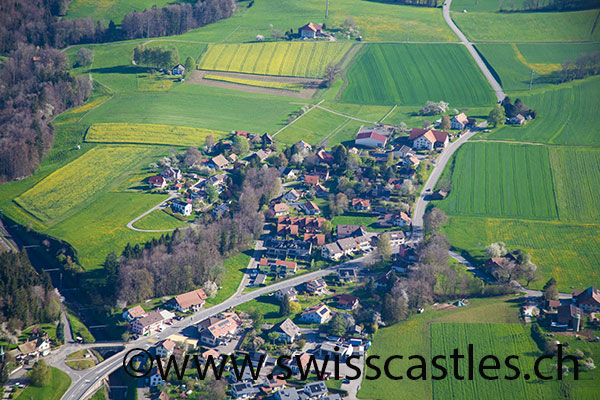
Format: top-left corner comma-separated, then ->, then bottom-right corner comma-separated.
77,77 -> 115,123
221,25 -> 241,43
379,105 -> 397,123
320,119 -> 353,147
314,104 -> 376,124
272,99 -> 324,137
334,43 -> 366,102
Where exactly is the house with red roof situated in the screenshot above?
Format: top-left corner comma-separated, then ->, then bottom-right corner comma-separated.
355,131 -> 388,148
148,175 -> 166,189
298,22 -> 322,39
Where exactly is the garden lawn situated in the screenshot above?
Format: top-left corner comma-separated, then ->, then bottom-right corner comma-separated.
331,214 -> 387,231
437,142 -> 558,220
274,107 -> 350,146
15,146 -> 155,224
198,42 -> 353,78
442,216 -> 600,291
451,8 -> 600,42
484,77 -> 600,146
132,209 -> 186,231
16,367 -> 70,400
341,44 -> 495,106
431,323 -> 558,399
207,251 -> 252,305
86,123 -> 228,147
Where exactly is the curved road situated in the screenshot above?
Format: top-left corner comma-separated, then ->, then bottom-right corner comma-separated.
126,193 -> 179,233
443,0 -> 505,102
58,255 -> 372,400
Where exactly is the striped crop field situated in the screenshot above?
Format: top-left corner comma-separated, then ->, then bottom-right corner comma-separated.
438,142 -> 558,220
203,74 -> 304,91
15,146 -> 153,223
197,42 -> 353,78
431,323 -> 557,399
341,44 -> 495,106
443,216 -> 600,290
85,123 -> 228,147
550,147 -> 600,222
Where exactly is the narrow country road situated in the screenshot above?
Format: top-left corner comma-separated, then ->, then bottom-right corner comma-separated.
443,0 -> 505,102
126,193 -> 178,232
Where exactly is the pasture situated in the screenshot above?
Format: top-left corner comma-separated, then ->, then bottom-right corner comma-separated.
273,107 -> 366,147
15,367 -> 71,400
203,74 -> 304,92
485,77 -> 600,146
15,146 -> 154,223
358,297 -> 522,400
86,123 -> 228,147
173,0 -> 456,43
198,42 -> 353,78
431,323 -> 556,399
443,216 -> 600,291
132,210 -> 186,231
549,147 -> 600,222
65,0 -> 172,23
437,142 -> 558,220
451,8 -> 600,42
81,84 -> 304,135
341,44 -> 495,106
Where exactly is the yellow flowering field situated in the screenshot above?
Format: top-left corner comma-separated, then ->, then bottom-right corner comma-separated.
85,123 -> 228,146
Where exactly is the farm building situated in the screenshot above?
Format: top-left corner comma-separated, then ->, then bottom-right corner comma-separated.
409,128 -> 449,151
298,22 -> 322,39
572,286 -> 600,312
508,114 -> 526,125
171,64 -> 186,75
450,113 -> 475,130
355,131 -> 388,148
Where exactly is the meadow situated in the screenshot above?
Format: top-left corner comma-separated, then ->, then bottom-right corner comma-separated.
443,216 -> 600,290
203,74 -> 305,91
550,147 -> 600,223
484,77 -> 600,146
132,209 -> 187,231
273,107 -> 366,146
172,0 -> 456,43
341,44 -> 495,106
358,297 -> 523,400
198,42 -> 353,78
437,142 -> 558,220
451,7 -> 600,42
81,84 -> 305,134
15,146 -> 154,223
86,123 -> 228,147
431,323 -> 556,399
65,0 -> 173,23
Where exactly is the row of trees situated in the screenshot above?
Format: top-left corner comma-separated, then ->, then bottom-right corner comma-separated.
509,0 -> 598,11
133,46 -> 180,70
559,52 -> 600,83
389,0 -> 441,7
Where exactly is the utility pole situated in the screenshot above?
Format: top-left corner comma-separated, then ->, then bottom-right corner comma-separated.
529,69 -> 534,91
406,23 -> 411,42
564,119 -> 570,145
325,0 -> 329,19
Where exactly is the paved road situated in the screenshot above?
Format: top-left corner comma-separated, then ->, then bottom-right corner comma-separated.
411,128 -> 479,242
443,0 -> 505,102
126,193 -> 178,232
59,255 -> 372,400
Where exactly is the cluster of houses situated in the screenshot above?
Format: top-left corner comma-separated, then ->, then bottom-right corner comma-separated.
538,286 -> 600,332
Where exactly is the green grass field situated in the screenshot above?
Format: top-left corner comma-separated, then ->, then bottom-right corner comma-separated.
438,142 -> 558,220
81,84 -> 304,134
341,44 -> 495,106
443,216 -> 600,290
172,0 -> 456,43
203,74 -> 305,91
451,7 -> 600,42
198,42 -> 353,78
274,107 -> 353,146
86,123 -> 228,147
358,297 -> 522,400
15,146 -> 154,223
65,0 -> 173,23
550,147 -> 600,222
132,209 -> 186,231
484,77 -> 600,146
431,323 -> 556,399
517,43 -> 600,64
16,367 -> 71,400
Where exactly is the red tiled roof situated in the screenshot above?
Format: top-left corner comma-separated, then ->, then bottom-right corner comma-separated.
356,131 -> 387,143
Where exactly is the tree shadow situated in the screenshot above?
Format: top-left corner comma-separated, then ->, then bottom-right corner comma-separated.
89,65 -> 142,75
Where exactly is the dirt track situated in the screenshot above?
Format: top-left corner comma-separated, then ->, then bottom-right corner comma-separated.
185,70 -> 322,99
